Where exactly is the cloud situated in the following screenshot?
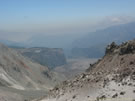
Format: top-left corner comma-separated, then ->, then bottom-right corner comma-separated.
93,16 -> 135,30
111,17 -> 121,23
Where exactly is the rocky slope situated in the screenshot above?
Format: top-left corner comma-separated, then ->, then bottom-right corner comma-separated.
37,39 -> 135,101
15,47 -> 67,69
0,43 -> 65,101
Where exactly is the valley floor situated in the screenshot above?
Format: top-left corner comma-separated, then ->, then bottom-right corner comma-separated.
54,58 -> 98,78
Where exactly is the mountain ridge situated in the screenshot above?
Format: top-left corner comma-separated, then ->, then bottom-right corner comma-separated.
0,43 -> 65,90
37,39 -> 135,101
71,22 -> 135,58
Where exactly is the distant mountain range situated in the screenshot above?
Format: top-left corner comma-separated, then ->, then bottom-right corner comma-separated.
1,22 -> 135,58
71,22 -> 135,58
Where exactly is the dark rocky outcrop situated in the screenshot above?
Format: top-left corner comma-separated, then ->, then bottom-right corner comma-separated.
105,42 -> 118,54
105,40 -> 135,55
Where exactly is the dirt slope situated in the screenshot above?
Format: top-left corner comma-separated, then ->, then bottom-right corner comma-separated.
37,39 -> 135,101
0,43 -> 65,101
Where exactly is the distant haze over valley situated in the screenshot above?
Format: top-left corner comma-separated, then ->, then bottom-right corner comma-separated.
1,1 -> 135,101
1,21 -> 135,58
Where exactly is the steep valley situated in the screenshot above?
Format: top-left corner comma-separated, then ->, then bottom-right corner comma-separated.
1,39 -> 135,101
1,1 -> 135,101
13,47 -> 67,69
0,43 -> 65,101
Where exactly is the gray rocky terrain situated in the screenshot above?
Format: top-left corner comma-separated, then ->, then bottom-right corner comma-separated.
54,58 -> 97,79
0,43 -> 65,101
36,39 -> 135,101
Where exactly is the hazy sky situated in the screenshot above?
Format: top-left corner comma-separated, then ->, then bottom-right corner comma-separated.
0,0 -> 135,42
